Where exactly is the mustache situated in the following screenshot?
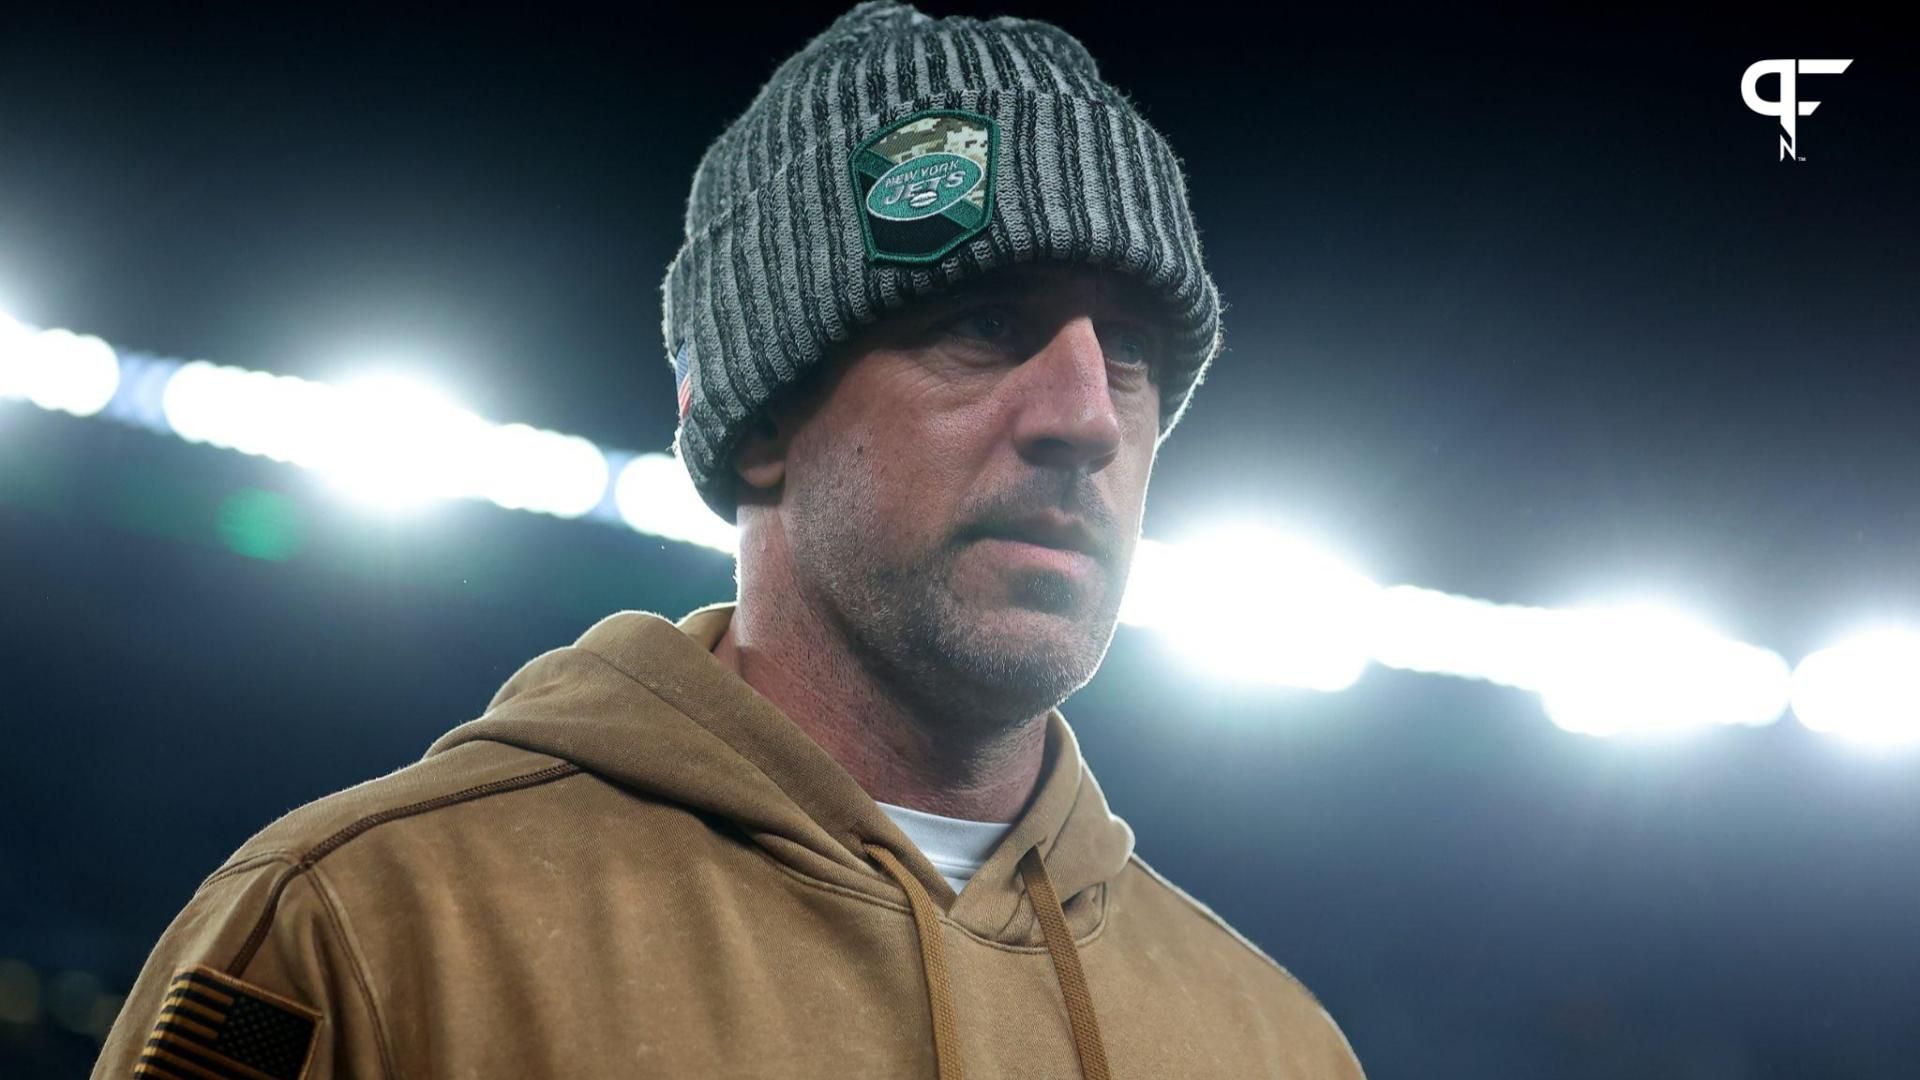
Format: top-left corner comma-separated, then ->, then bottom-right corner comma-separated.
955,475 -> 1126,564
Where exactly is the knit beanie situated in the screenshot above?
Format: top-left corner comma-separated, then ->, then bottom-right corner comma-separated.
662,0 -> 1223,521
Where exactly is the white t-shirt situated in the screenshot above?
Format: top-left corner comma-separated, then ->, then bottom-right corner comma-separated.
876,800 -> 1014,895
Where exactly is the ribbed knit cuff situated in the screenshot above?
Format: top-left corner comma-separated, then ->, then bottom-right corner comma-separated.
664,85 -> 1221,522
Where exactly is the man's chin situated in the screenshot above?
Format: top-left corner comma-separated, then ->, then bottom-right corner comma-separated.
952,539 -> 1107,617
944,603 -> 1114,693
896,551 -> 1123,706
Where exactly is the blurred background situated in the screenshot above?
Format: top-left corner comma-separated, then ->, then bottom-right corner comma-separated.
3,4 -> 1916,1077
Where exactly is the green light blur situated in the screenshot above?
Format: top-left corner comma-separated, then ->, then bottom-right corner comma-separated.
217,488 -> 305,561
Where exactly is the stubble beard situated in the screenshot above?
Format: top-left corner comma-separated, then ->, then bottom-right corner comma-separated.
791,482 -> 1125,740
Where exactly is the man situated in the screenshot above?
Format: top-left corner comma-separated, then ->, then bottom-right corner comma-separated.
98,3 -> 1364,1077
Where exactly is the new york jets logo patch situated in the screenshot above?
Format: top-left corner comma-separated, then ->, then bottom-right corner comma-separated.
853,109 -> 997,265
867,152 -> 984,222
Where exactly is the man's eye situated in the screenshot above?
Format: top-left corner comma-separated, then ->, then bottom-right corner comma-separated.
1104,327 -> 1156,372
947,307 -> 1014,344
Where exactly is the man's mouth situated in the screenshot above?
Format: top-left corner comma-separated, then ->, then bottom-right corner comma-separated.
967,511 -> 1107,564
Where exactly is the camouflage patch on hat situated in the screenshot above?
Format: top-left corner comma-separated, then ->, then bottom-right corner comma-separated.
852,109 -> 998,264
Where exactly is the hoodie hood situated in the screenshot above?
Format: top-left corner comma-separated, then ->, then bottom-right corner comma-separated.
424,602 -> 1136,945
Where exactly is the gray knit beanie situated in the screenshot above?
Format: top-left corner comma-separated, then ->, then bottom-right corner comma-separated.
662,0 -> 1223,521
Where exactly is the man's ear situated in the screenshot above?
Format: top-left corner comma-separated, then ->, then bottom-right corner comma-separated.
733,412 -> 788,494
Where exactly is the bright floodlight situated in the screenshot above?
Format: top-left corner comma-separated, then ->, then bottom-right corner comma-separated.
478,423 -> 611,519
613,453 -> 739,554
314,373 -> 491,508
1793,627 -> 1920,746
1531,603 -> 1792,738
168,365 -> 489,508
0,325 -> 121,417
1124,523 -> 1379,692
162,361 -> 337,465
539,434 -> 612,519
159,360 -> 226,444
1367,586 -> 1567,691
16,309 -> 1831,737
161,363 -> 610,519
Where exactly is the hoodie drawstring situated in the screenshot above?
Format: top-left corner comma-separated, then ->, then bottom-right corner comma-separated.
865,841 -> 1111,1080
1018,847 -> 1112,1080
867,843 -> 966,1080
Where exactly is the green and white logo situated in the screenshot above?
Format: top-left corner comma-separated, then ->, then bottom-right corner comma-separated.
866,153 -> 983,222
852,109 -> 998,264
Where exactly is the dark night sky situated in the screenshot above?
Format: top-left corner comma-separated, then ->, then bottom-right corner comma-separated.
2,5 -> 1917,1078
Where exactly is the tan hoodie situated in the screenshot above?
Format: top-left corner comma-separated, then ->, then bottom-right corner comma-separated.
96,603 -> 1364,1079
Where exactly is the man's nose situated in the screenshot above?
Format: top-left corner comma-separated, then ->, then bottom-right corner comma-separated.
1009,315 -> 1123,473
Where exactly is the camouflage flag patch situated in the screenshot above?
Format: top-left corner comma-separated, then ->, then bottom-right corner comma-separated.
135,965 -> 320,1080
853,109 -> 998,264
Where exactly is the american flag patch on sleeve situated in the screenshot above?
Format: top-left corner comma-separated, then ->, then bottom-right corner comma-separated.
135,965 -> 321,1080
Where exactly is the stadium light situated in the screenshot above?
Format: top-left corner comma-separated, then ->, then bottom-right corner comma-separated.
1122,524 -> 1379,692
1365,589 -> 1791,736
0,316 -> 120,418
160,362 -> 612,518
6,310 -> 1901,740
477,422 -> 610,519
1530,604 -> 1792,738
318,373 -> 493,509
613,452 -> 739,554
1366,586 -> 1568,691
1792,627 -> 1920,746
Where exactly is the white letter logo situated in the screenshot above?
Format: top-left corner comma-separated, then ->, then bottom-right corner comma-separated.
1742,59 -> 1853,161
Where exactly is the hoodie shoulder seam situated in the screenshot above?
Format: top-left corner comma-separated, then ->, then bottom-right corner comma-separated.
304,863 -> 400,1080
223,761 -> 583,975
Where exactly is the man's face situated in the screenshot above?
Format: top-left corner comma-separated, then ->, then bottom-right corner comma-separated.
757,261 -> 1169,728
